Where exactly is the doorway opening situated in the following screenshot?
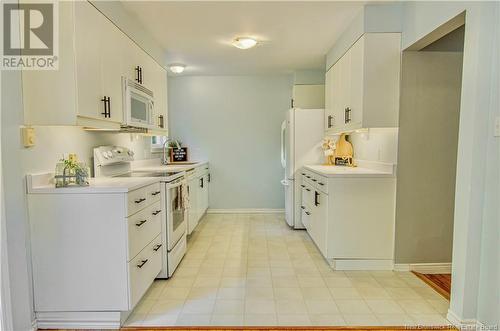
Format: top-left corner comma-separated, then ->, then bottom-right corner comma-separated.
394,12 -> 466,307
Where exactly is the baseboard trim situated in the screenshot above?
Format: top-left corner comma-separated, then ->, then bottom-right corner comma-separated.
207,208 -> 285,214
35,311 -> 122,329
394,263 -> 452,274
332,259 -> 394,270
31,319 -> 38,331
446,309 -> 477,328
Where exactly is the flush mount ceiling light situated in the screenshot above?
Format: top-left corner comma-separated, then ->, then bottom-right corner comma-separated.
169,64 -> 186,74
232,37 -> 258,50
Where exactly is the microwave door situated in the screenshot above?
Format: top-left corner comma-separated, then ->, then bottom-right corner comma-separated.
130,92 -> 149,124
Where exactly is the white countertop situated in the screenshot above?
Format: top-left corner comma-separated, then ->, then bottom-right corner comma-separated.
27,173 -> 160,194
304,160 -> 395,178
131,159 -> 208,172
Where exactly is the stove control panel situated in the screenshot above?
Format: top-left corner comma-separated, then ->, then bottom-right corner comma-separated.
94,146 -> 134,167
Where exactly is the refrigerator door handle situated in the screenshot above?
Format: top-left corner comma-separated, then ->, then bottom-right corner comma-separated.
280,179 -> 289,186
280,120 -> 286,168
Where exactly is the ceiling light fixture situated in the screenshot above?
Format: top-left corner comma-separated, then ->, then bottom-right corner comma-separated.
232,37 -> 258,50
169,64 -> 186,74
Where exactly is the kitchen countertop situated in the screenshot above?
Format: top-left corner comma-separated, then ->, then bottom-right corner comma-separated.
27,173 -> 160,194
131,159 -> 208,172
304,160 -> 395,178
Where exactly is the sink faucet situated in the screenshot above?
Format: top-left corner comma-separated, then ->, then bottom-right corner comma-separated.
161,138 -> 172,165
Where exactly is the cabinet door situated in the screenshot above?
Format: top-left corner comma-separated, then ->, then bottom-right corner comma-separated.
311,190 -> 328,257
122,40 -> 144,84
74,1 -> 104,120
338,51 -> 351,129
150,63 -> 168,132
331,58 -> 344,132
347,36 -> 364,128
324,69 -> 334,131
100,14 -> 126,123
197,175 -> 209,216
187,179 -> 199,234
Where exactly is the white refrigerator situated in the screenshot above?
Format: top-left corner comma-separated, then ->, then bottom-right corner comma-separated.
281,108 -> 325,229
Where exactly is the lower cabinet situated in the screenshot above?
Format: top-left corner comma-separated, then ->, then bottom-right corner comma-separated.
301,168 -> 396,269
187,164 -> 210,235
27,182 -> 162,328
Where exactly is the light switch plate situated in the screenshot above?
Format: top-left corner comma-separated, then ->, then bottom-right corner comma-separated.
21,127 -> 35,147
495,117 -> 500,137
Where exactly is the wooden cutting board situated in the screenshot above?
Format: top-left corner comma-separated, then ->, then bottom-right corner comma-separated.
335,133 -> 353,158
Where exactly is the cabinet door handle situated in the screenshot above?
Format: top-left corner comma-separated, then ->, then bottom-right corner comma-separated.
151,191 -> 161,196
135,66 -> 143,84
328,115 -> 333,128
158,115 -> 164,128
134,198 -> 146,204
208,174 -> 211,182
101,96 -> 110,118
153,244 -> 162,251
137,259 -> 148,268
200,177 -> 204,188
315,191 -> 320,206
152,210 -> 161,216
345,107 -> 351,123
135,220 -> 147,227
135,66 -> 140,83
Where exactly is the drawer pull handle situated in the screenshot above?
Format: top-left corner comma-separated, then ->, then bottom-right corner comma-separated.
153,244 -> 162,251
137,259 -> 148,268
300,185 -> 305,188
134,198 -> 146,204
306,176 -> 311,178
319,182 -> 325,186
306,188 -> 311,192
135,220 -> 147,227
305,211 -> 311,216
300,206 -> 305,210
151,191 -> 161,196
312,179 -> 317,182
152,210 -> 161,216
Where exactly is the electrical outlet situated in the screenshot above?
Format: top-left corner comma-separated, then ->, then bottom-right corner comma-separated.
21,127 -> 35,147
495,116 -> 500,137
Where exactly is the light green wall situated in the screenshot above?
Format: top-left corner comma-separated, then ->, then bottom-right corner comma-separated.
168,75 -> 293,210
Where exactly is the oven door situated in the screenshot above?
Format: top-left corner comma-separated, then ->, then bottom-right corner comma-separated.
166,179 -> 187,250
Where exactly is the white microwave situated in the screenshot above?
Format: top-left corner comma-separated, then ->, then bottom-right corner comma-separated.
122,77 -> 155,129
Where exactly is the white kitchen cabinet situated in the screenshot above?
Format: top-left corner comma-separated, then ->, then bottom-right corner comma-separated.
22,1 -> 168,132
187,164 -> 210,235
27,180 -> 163,328
324,33 -> 401,134
301,168 -> 395,270
74,1 -> 124,124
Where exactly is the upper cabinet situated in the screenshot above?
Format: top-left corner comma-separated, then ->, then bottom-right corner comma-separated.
325,33 -> 401,134
23,1 -> 168,134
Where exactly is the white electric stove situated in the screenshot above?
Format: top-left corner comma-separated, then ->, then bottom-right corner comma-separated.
93,146 -> 187,278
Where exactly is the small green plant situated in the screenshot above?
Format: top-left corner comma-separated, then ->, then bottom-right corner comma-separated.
168,140 -> 182,149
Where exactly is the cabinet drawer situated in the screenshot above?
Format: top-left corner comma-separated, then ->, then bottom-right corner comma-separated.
127,201 -> 162,261
128,235 -> 162,309
127,183 -> 161,216
301,206 -> 311,230
302,169 -> 328,194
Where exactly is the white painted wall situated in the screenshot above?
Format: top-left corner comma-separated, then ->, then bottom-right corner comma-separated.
168,75 -> 293,210
399,1 -> 499,327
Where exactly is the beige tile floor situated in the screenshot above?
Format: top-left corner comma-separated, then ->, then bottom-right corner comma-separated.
125,213 -> 451,327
